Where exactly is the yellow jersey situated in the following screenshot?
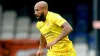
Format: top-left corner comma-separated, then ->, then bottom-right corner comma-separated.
36,11 -> 76,55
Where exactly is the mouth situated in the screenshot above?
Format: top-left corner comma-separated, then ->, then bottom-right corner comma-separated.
36,17 -> 40,19
35,15 -> 40,18
36,16 -> 40,18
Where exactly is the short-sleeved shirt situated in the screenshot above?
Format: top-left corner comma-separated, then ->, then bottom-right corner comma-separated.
36,11 -> 76,55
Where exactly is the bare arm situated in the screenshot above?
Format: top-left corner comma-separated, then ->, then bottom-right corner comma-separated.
46,22 -> 73,49
39,34 -> 47,50
36,34 -> 46,56
55,22 -> 73,42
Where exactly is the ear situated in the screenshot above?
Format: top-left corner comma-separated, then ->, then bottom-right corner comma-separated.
43,10 -> 46,13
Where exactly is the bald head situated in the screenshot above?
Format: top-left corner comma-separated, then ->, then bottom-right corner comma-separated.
34,1 -> 48,21
34,1 -> 48,10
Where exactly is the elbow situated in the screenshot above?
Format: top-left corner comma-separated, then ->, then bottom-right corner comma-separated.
64,25 -> 73,32
69,26 -> 73,32
71,27 -> 73,31
64,26 -> 73,32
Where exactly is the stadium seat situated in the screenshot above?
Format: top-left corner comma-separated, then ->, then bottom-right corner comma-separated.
1,10 -> 17,39
0,5 -> 3,37
15,16 -> 30,39
30,22 -> 40,39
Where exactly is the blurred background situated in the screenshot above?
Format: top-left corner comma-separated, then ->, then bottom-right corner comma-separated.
0,0 -> 99,56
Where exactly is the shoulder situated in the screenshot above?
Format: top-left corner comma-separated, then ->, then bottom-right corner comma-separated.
48,11 -> 60,17
36,21 -> 43,30
47,11 -> 61,20
36,21 -> 39,29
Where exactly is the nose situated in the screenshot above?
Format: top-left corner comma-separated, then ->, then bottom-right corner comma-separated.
34,12 -> 37,15
34,10 -> 38,15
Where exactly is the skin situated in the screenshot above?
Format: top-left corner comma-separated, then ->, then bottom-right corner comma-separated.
34,1 -> 48,22
34,1 -> 48,56
34,1 -> 73,56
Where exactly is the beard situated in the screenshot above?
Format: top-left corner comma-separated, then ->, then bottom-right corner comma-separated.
37,13 -> 46,22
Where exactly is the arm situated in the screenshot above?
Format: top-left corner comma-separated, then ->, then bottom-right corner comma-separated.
46,21 -> 73,49
46,14 -> 73,49
36,34 -> 47,56
54,22 -> 73,43
39,34 -> 47,50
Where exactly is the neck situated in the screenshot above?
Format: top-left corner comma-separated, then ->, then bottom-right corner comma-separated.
44,11 -> 48,17
42,11 -> 48,22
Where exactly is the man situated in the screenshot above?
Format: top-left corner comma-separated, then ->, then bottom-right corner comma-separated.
34,1 -> 76,56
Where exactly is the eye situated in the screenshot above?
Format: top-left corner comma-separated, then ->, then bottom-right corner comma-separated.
35,8 -> 40,11
34,9 -> 37,11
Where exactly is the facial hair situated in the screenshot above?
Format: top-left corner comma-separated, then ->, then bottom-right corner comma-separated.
37,13 -> 46,22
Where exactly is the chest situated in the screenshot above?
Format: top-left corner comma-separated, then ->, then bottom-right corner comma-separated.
38,21 -> 54,35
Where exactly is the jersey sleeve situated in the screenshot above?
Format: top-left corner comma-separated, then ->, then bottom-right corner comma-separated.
53,14 -> 67,27
36,22 -> 40,30
36,21 -> 44,30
